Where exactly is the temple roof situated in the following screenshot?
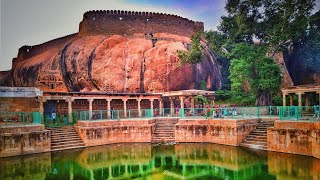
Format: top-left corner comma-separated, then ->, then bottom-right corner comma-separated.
161,89 -> 215,97
281,84 -> 320,94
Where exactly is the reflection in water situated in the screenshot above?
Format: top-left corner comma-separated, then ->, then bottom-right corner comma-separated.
0,143 -> 319,180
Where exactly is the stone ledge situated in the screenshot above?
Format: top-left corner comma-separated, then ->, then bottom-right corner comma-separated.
0,124 -> 45,134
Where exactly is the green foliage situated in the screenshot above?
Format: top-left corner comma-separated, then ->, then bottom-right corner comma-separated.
220,0 -> 315,52
272,95 -> 283,106
196,94 -> 209,105
229,43 -> 281,101
215,90 -> 255,106
200,80 -> 207,90
177,32 -> 204,64
205,31 -> 230,58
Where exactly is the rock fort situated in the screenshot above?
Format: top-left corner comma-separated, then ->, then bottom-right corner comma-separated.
0,10 -> 222,93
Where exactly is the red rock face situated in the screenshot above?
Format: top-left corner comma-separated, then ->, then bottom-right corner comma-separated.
1,33 -> 222,92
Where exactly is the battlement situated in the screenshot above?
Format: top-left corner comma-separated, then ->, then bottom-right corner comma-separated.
12,10 -> 204,66
79,10 -> 204,38
14,33 -> 78,64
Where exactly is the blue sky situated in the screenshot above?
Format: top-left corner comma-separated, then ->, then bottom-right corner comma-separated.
0,0 -> 319,71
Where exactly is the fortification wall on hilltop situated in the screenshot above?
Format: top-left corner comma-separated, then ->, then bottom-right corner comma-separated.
79,10 -> 204,38
14,33 -> 78,65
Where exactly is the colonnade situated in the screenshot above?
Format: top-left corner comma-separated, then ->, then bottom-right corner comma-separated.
40,95 -> 162,120
282,90 -> 320,106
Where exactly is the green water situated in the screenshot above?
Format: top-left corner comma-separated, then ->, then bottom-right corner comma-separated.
0,143 -> 319,180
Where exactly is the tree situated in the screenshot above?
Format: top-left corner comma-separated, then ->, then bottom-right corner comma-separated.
220,0 -> 315,53
177,32 -> 203,64
215,0 -> 316,105
229,43 -> 281,105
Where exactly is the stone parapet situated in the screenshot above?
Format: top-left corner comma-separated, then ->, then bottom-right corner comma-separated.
268,121 -> 320,159
75,119 -> 156,146
0,124 -> 45,134
0,127 -> 51,157
174,119 -> 258,146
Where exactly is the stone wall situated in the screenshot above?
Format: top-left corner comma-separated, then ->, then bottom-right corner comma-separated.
268,121 -> 320,159
75,119 -> 155,146
79,10 -> 204,38
0,125 -> 51,157
175,119 -> 258,146
0,97 -> 40,112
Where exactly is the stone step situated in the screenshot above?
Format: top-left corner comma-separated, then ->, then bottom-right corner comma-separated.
250,132 -> 267,135
51,137 -> 81,142
51,142 -> 85,149
240,143 -> 267,150
152,138 -> 175,141
51,131 -> 78,134
51,145 -> 86,152
256,127 -> 269,129
154,132 -> 174,135
154,129 -> 174,131
154,135 -> 175,138
51,133 -> 79,136
155,127 -> 175,130
48,126 -> 85,151
51,135 -> 79,139
51,139 -> 84,146
243,139 -> 267,145
246,137 -> 267,141
247,133 -> 267,137
51,134 -> 81,138
154,131 -> 174,134
252,130 -> 267,133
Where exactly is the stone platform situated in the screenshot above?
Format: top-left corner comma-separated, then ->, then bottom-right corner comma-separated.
0,124 -> 51,157
268,121 -> 320,159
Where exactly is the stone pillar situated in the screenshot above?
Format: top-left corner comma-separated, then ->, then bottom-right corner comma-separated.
150,99 -> 154,117
123,99 -> 128,118
159,98 -> 163,115
179,96 -> 184,109
211,99 -> 215,107
137,98 -> 142,117
289,95 -> 293,106
170,97 -> 175,115
179,96 -> 184,117
123,99 -> 127,118
297,93 -> 303,107
305,94 -> 310,107
66,98 -> 73,123
37,97 -> 47,123
150,99 -> 154,109
106,98 -> 111,118
191,97 -> 195,109
38,97 -> 47,114
282,93 -> 287,106
88,98 -> 93,120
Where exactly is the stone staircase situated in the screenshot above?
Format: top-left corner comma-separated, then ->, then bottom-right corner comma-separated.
47,126 -> 85,151
152,118 -> 179,143
240,120 -> 274,150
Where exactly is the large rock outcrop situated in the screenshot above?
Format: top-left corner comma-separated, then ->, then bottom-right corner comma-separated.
0,11 -> 223,93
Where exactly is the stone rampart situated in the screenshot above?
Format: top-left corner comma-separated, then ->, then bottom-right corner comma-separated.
13,33 -> 78,65
79,10 -> 204,38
